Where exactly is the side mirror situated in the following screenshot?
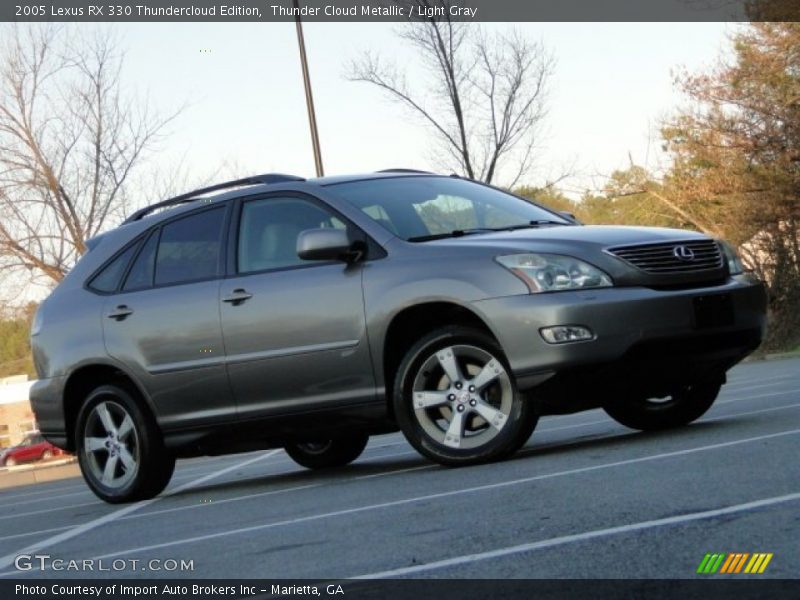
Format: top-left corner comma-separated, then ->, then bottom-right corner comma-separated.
558,211 -> 582,225
297,229 -> 357,262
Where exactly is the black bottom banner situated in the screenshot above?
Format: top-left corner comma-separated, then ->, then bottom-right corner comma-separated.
5,579 -> 800,600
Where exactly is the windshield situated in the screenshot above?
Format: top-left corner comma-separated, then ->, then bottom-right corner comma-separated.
325,176 -> 570,241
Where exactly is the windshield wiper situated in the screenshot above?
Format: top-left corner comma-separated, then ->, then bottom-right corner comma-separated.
407,220 -> 571,242
501,219 -> 572,230
407,228 -> 498,242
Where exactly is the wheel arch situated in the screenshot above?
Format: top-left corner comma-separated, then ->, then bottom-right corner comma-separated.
62,361 -> 157,452
381,301 -> 498,419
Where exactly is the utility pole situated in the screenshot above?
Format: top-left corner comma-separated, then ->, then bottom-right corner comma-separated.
293,0 -> 324,177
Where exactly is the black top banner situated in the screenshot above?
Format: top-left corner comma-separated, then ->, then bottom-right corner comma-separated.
4,0 -> 800,22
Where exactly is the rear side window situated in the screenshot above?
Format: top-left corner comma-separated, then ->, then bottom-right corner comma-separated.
88,242 -> 141,293
154,208 -> 225,286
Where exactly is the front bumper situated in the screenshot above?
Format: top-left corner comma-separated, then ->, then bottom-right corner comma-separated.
471,275 -> 766,404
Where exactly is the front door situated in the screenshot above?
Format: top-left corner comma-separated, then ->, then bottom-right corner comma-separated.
220,195 -> 375,419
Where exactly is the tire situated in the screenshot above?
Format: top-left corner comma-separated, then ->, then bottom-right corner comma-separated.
393,326 -> 538,466
5,457 -> 17,467
603,380 -> 722,432
284,435 -> 369,470
42,450 -> 53,460
76,384 -> 175,504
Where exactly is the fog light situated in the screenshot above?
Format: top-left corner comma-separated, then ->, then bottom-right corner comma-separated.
540,325 -> 594,344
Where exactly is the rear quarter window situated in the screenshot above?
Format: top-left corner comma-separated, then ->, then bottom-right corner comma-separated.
87,241 -> 141,293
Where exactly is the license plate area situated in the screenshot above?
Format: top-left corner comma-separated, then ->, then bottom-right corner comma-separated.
693,293 -> 734,329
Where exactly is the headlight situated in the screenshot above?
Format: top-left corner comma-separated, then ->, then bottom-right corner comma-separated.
496,253 -> 613,293
718,241 -> 745,275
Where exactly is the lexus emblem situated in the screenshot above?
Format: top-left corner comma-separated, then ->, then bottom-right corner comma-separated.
673,245 -> 695,261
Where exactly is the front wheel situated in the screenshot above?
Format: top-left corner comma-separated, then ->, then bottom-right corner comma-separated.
393,326 -> 538,466
284,435 -> 369,470
5,457 -> 17,467
76,384 -> 175,504
603,380 -> 722,432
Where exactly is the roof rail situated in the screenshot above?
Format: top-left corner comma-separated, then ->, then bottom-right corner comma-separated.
123,173 -> 305,224
376,168 -> 433,174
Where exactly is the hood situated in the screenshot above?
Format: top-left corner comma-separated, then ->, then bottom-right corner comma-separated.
427,224 -> 710,250
415,224 -> 725,288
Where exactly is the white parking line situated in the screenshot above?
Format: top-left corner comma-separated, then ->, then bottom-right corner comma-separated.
717,388 -> 800,406
0,482 -> 87,502
0,499 -> 99,521
27,425 -> 797,568
722,380 -> 797,395
0,524 -> 73,543
0,488 -> 100,510
4,397 -> 799,535
0,460 -> 427,544
0,446 -> 425,536
0,454 -> 249,503
0,449 -> 280,571
518,400 -> 800,459
534,398 -> 800,437
533,387 -> 800,432
724,373 -> 795,389
353,490 -> 800,578
167,441 -> 411,481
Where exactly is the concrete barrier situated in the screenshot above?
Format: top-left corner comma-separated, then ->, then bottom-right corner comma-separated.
0,459 -> 80,490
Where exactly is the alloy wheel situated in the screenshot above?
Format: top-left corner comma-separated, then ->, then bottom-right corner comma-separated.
411,344 -> 513,450
83,400 -> 140,489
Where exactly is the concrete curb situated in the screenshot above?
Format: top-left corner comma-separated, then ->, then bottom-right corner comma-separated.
0,459 -> 80,490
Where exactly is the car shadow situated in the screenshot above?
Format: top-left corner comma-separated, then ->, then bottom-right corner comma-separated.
513,418 -> 733,462
163,419 -> 739,500
165,454 -> 429,498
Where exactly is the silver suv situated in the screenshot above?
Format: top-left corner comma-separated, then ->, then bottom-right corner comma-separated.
30,171 -> 767,503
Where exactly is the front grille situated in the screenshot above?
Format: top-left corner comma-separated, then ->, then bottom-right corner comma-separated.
608,239 -> 724,274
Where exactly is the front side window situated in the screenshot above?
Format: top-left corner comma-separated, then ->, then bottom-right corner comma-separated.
154,207 -> 225,286
326,176 -> 570,241
238,197 -> 344,273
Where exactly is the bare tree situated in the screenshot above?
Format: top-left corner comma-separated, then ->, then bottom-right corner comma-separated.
348,1 -> 554,186
0,25 -> 180,287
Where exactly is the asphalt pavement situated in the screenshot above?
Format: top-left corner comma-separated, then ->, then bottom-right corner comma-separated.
0,357 -> 798,580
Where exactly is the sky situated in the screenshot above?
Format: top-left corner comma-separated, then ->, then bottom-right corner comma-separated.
0,21 -> 741,309
115,21 -> 737,198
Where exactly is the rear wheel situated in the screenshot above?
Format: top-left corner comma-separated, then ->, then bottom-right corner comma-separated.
76,384 -> 175,503
41,449 -> 53,460
393,326 -> 538,466
284,434 -> 369,470
603,381 -> 722,432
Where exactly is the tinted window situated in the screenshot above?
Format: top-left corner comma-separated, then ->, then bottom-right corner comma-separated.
154,208 -> 225,286
238,198 -> 344,273
123,231 -> 159,291
88,242 -> 140,293
326,177 -> 569,241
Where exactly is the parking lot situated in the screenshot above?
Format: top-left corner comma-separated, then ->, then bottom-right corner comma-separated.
0,357 -> 798,580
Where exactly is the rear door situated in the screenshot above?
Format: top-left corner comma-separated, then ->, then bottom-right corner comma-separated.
220,194 -> 375,419
102,205 -> 236,430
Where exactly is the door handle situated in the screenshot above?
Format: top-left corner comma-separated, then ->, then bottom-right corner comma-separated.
222,289 -> 253,305
107,305 -> 134,320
